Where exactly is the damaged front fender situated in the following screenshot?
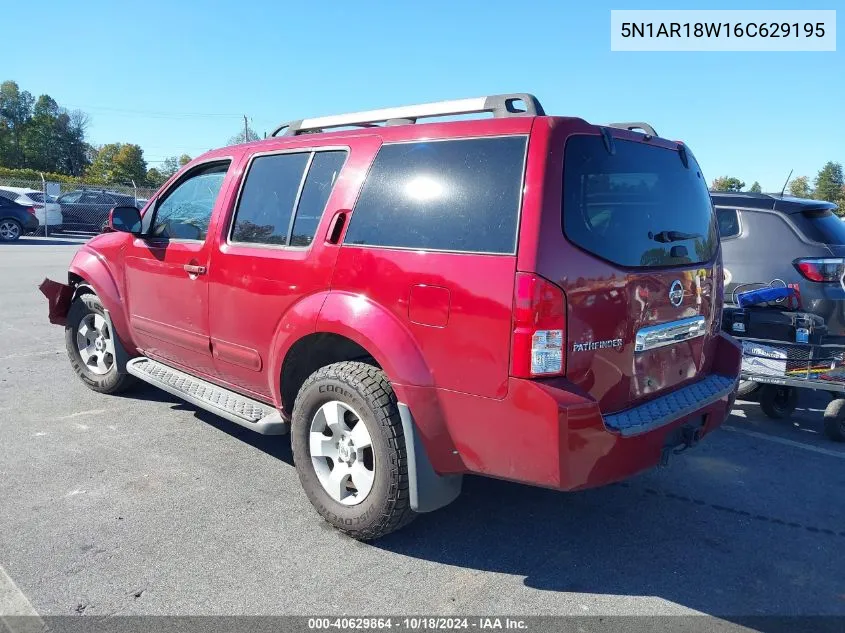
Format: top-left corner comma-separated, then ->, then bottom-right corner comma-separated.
38,278 -> 73,326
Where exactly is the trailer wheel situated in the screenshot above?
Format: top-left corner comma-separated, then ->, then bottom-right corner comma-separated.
736,380 -> 761,400
759,385 -> 798,420
823,398 -> 845,442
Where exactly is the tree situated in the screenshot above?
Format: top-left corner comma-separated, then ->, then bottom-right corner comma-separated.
87,143 -> 147,184
711,176 -> 745,192
788,175 -> 812,199
228,124 -> 260,146
159,153 -> 192,179
814,162 -> 844,203
0,80 -> 35,167
749,181 -> 762,193
145,167 -> 165,187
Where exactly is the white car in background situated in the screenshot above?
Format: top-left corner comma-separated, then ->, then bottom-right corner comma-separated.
0,187 -> 63,232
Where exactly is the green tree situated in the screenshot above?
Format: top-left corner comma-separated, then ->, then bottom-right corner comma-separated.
749,181 -> 762,193
788,175 -> 812,199
814,162 -> 844,203
0,80 -> 35,167
228,124 -> 260,146
159,153 -> 192,179
87,143 -> 147,184
711,176 -> 745,192
145,167 -> 165,187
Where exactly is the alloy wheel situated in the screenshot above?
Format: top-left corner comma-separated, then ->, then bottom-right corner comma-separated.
309,400 -> 376,505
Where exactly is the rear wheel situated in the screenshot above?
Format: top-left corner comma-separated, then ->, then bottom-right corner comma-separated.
759,384 -> 798,420
823,398 -> 845,442
0,219 -> 22,242
65,293 -> 136,394
291,361 -> 415,540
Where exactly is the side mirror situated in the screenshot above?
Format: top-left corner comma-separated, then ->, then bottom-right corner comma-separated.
109,206 -> 142,234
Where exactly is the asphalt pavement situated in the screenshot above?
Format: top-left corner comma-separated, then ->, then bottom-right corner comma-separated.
1,236 -> 843,620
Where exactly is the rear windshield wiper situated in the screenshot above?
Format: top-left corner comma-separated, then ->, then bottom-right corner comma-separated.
650,230 -> 702,243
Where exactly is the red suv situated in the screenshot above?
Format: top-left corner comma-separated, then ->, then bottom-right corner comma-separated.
40,93 -> 741,540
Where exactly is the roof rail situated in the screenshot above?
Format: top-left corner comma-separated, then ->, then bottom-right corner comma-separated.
271,93 -> 545,137
607,122 -> 658,138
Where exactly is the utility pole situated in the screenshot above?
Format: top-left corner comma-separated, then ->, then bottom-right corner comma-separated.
244,115 -> 249,142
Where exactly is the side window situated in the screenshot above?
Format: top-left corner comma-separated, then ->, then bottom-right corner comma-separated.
58,192 -> 83,204
716,207 -> 741,238
344,136 -> 527,254
231,153 -> 309,245
151,161 -> 229,240
231,150 -> 346,247
290,151 -> 347,247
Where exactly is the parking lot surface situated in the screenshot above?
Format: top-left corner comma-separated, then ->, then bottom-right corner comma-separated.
1,236 -> 844,619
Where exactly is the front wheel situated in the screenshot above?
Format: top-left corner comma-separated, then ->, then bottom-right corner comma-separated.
291,361 -> 415,540
65,293 -> 136,394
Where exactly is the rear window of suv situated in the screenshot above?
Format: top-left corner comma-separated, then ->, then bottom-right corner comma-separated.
793,209 -> 845,245
563,135 -> 717,268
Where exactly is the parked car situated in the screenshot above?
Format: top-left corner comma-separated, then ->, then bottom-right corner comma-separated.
40,93 -> 741,540
712,191 -> 845,437
713,192 -> 844,337
56,188 -> 142,232
0,195 -> 39,241
0,187 -> 63,232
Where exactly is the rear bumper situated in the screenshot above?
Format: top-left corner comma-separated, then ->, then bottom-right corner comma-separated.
407,333 -> 741,491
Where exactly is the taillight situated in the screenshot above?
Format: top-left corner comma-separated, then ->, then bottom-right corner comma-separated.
511,272 -> 567,378
794,258 -> 845,283
25,206 -> 37,215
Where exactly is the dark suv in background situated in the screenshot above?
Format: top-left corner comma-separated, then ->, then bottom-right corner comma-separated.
57,189 -> 142,232
712,191 -> 845,340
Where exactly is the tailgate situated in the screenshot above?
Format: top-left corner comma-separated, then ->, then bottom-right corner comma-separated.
550,132 -> 722,412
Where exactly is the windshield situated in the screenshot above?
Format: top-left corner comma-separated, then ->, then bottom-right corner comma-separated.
563,135 -> 718,268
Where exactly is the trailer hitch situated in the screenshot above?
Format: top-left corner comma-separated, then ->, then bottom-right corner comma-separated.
659,424 -> 703,467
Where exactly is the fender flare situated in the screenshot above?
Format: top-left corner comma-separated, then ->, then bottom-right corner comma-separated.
315,291 -> 435,392
68,247 -> 137,355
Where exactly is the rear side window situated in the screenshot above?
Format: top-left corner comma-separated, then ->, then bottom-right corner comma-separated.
563,136 -> 717,268
291,151 -> 347,247
344,136 -> 527,254
793,209 -> 845,245
232,150 -> 346,247
232,153 -> 310,245
716,208 -> 741,238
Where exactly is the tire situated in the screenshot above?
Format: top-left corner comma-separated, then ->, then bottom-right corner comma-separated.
823,398 -> 845,442
291,361 -> 415,540
0,219 -> 23,242
759,384 -> 798,420
65,293 -> 136,394
736,380 -> 761,399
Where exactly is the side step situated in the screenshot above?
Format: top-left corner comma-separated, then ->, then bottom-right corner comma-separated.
126,357 -> 288,435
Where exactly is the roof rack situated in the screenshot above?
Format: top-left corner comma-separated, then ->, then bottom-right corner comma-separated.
271,93 -> 545,137
607,122 -> 658,138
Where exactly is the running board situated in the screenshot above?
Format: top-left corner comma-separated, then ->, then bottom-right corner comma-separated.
126,357 -> 288,435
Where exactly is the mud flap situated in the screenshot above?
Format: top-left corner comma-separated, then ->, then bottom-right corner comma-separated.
38,278 -> 73,325
398,403 -> 463,513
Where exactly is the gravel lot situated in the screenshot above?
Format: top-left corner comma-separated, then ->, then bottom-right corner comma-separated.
1,236 -> 844,619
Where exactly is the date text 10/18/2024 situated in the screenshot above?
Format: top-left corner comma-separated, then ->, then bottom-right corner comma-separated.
308,617 -> 529,630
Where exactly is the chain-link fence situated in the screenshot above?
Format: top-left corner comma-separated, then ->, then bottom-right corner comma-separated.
0,175 -> 157,237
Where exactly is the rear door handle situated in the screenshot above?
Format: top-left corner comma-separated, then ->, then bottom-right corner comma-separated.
183,264 -> 207,275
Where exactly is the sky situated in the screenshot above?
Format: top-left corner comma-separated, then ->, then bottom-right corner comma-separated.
2,0 -> 842,191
